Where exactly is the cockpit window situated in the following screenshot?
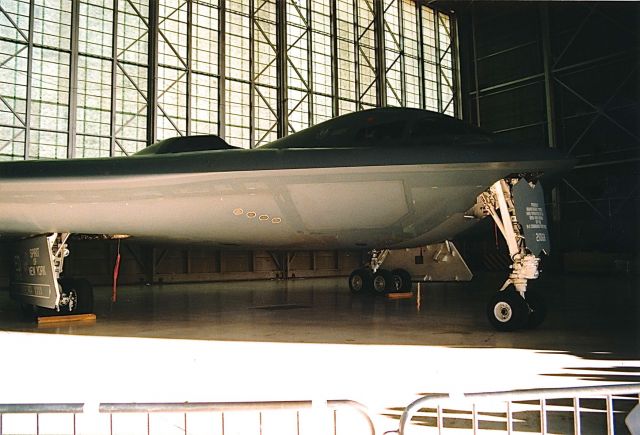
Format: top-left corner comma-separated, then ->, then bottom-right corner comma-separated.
135,135 -> 237,155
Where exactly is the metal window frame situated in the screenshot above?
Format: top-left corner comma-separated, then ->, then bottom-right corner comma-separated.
1,0 -> 460,156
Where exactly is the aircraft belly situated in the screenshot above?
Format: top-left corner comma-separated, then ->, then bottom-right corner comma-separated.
0,164 -> 507,249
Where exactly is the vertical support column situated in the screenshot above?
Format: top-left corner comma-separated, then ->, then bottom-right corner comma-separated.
110,0 -> 119,156
352,0 -> 360,109
276,0 -> 288,137
397,0 -> 406,107
186,0 -> 193,136
451,14 -> 463,119
185,249 -> 191,274
217,250 -> 224,274
249,0 -> 255,147
416,3 -> 425,109
540,4 -> 556,149
306,0 -> 314,126
67,0 -> 80,159
24,0 -> 35,160
147,1 -> 159,146
540,4 -> 561,224
470,5 -> 481,126
373,0 -> 386,107
434,10 -> 442,113
330,0 -> 339,116
218,0 -> 226,140
144,246 -> 156,285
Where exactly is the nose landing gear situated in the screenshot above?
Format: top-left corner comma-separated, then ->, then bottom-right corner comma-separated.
481,178 -> 550,331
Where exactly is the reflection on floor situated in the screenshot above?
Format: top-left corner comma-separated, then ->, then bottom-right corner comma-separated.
0,273 -> 638,434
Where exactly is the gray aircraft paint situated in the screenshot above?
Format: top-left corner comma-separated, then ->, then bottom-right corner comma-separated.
0,108 -> 573,250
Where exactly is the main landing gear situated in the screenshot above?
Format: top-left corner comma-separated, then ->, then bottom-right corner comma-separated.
481,178 -> 550,331
11,233 -> 94,318
348,250 -> 412,295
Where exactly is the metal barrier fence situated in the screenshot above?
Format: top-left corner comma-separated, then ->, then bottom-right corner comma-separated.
0,400 -> 375,435
395,383 -> 640,435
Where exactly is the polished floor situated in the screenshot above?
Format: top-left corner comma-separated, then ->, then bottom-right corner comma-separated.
0,272 -> 638,433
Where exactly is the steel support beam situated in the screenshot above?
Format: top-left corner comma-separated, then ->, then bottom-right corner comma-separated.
373,0 -> 386,107
276,0 -> 288,137
352,0 -> 361,110
24,0 -> 35,160
451,13 -> 462,119
470,5 -> 480,126
540,4 -> 557,149
540,4 -> 561,224
469,73 -> 545,98
249,0 -> 255,147
146,1 -> 159,146
398,0 -> 406,107
552,5 -> 596,70
416,4 -> 425,110
330,0 -> 339,117
186,0 -> 192,136
67,0 -> 80,159
218,0 -> 226,140
306,0 -> 314,126
555,77 -> 640,144
110,0 -> 119,157
434,10 -> 442,113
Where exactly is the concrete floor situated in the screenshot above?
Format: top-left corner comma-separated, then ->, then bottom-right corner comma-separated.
0,272 -> 638,434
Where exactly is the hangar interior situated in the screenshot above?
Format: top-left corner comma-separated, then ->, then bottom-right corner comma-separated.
1,0 -> 637,286
0,0 -> 463,285
0,1 -> 639,434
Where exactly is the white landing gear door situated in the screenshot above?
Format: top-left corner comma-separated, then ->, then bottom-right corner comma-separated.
487,178 -> 550,295
512,179 -> 550,257
10,234 -> 68,310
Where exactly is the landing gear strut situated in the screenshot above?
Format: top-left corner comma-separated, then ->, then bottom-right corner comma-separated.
481,178 -> 550,331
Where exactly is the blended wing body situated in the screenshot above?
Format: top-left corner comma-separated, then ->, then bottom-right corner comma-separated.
0,108 -> 571,250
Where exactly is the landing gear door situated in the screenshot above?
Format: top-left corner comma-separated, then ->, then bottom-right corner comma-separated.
512,179 -> 551,256
10,235 -> 61,309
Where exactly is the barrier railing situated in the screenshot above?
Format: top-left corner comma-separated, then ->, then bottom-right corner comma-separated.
0,399 -> 375,435
394,383 -> 640,435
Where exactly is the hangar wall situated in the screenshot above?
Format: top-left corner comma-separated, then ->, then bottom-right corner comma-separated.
67,242 -> 363,285
457,2 -> 640,272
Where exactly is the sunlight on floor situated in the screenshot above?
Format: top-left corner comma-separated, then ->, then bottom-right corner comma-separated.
1,331 -> 638,434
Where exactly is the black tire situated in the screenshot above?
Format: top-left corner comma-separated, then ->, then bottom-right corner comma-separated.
486,289 -> 529,332
58,277 -> 94,314
372,269 -> 394,295
20,303 -> 36,321
524,288 -> 547,329
391,268 -> 413,292
348,269 -> 373,294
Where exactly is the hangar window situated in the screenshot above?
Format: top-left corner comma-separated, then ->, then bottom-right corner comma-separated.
253,1 -> 278,147
0,0 -> 458,159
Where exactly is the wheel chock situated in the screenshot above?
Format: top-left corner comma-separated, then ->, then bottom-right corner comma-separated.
37,313 -> 97,324
386,292 -> 413,300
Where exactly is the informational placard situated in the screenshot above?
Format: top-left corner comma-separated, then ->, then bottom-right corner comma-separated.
10,235 -> 60,309
512,179 -> 551,256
